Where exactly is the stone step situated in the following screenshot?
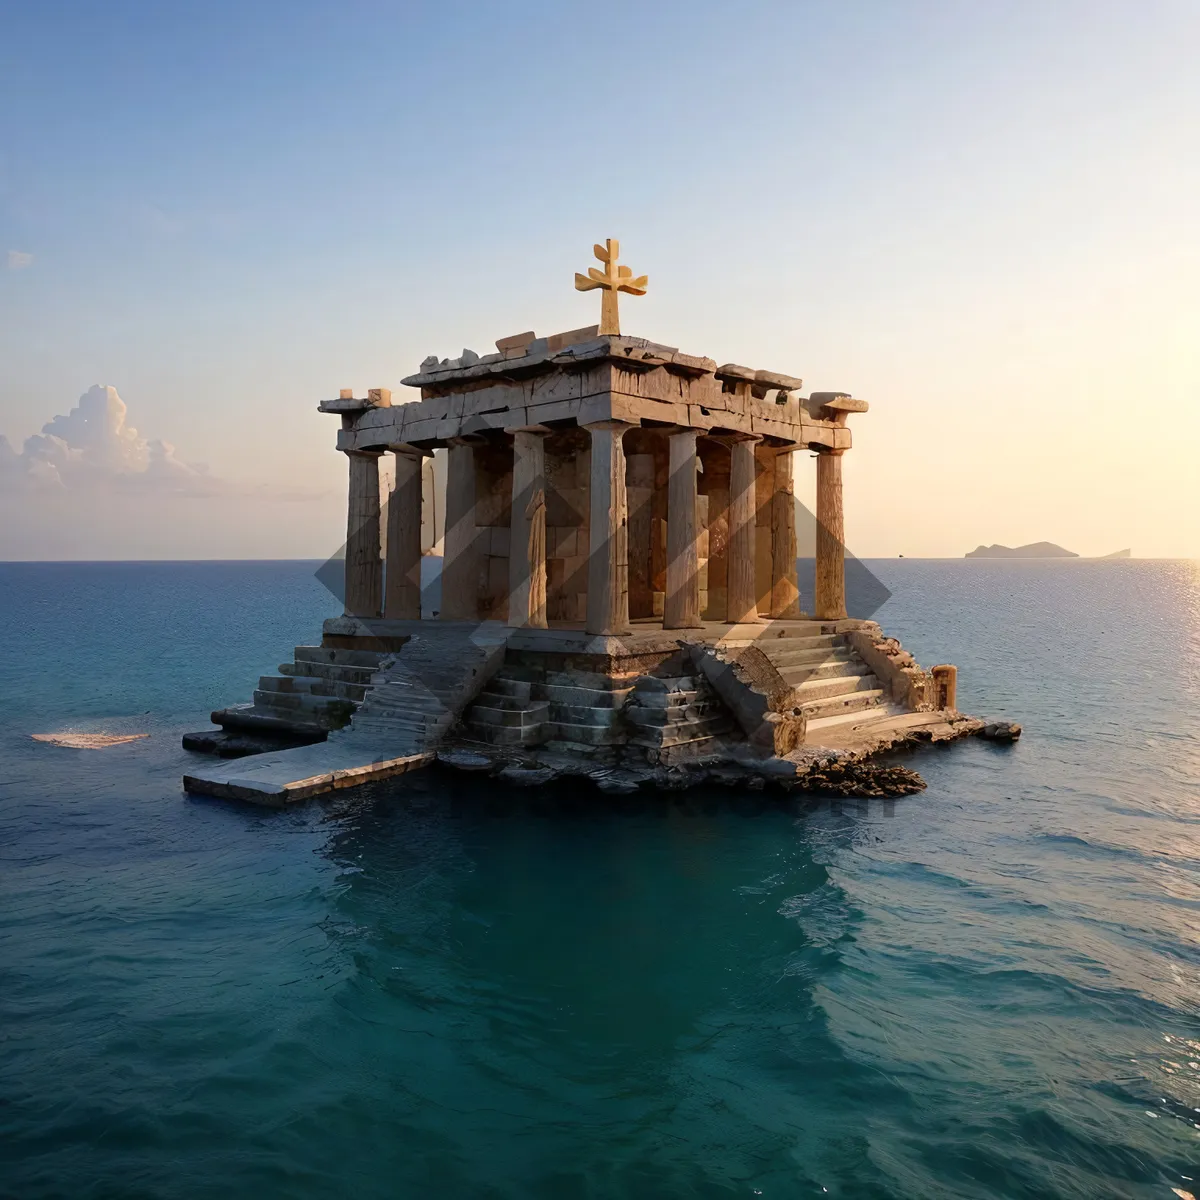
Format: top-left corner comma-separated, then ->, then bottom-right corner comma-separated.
545,721 -> 624,746
628,675 -> 699,693
535,682 -> 633,708
722,634 -> 841,655
486,677 -> 533,703
349,718 -> 434,741
800,689 -> 885,720
355,702 -> 439,723
252,689 -> 357,718
211,703 -> 333,736
542,669 -> 642,692
546,702 -> 624,728
348,724 -> 436,744
629,690 -> 700,710
368,679 -> 456,698
628,714 -> 734,748
759,645 -> 854,669
775,659 -> 870,685
736,620 -> 830,637
366,689 -> 454,712
792,673 -> 881,702
294,645 -> 388,670
258,675 -> 369,703
473,689 -> 537,712
465,723 -> 548,748
628,700 -> 720,724
279,660 -> 377,686
805,704 -> 901,735
648,736 -> 727,765
467,702 -> 551,729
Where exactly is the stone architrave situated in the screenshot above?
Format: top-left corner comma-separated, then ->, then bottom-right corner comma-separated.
344,449 -> 384,618
664,429 -> 702,629
384,447 -> 424,620
769,448 -> 801,619
722,434 -> 762,625
584,421 -> 633,635
814,448 -> 847,620
508,430 -> 548,628
440,440 -> 479,620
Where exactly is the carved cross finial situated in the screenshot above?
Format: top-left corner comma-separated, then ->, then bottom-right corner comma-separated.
574,238 -> 647,336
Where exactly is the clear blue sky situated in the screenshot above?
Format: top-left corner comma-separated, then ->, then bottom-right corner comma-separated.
1,0 -> 1197,558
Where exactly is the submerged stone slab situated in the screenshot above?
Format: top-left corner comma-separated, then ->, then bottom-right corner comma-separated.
32,732 -> 149,750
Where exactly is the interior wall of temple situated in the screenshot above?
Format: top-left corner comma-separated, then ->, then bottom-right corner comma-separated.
422,449 -> 445,556
625,428 -> 655,620
698,439 -> 728,621
473,438 -> 513,621
544,429 -> 590,623
378,448 -> 445,569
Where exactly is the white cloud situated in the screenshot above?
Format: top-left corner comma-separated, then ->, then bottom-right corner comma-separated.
0,385 -> 224,496
6,250 -> 33,270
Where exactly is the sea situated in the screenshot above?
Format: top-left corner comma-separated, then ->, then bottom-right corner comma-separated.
0,559 -> 1197,1200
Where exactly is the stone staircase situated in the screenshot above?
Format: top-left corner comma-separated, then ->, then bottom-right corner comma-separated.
211,644 -> 391,739
463,676 -> 551,747
689,624 -> 902,751
463,666 -> 629,754
349,624 -> 509,754
462,663 -> 735,765
623,673 -> 736,765
751,633 -> 890,726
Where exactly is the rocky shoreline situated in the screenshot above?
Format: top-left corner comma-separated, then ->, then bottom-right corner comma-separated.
436,714 -> 1020,800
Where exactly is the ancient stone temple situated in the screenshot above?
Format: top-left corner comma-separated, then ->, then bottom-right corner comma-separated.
184,241 -> 994,805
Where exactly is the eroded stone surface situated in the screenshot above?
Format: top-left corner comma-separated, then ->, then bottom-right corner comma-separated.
32,732 -> 148,749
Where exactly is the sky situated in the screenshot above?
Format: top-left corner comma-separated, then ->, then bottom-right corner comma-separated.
1,0 -> 1197,559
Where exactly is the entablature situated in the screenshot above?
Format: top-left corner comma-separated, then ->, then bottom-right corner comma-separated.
326,332 -> 864,456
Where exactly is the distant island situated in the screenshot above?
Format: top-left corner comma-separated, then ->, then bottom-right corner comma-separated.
966,543 -> 1131,559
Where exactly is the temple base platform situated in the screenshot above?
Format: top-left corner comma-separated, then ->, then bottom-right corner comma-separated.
182,614 -> 1015,806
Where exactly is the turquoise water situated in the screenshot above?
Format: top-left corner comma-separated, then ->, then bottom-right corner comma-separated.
1,560 -> 1198,1199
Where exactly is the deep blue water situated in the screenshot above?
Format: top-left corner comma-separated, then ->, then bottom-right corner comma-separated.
1,559 -> 1198,1200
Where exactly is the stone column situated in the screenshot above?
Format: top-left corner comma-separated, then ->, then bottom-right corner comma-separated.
584,421 -> 632,636
344,450 -> 383,619
384,447 -> 423,620
769,449 -> 801,619
664,429 -> 702,629
508,430 -> 548,628
440,440 -> 478,621
726,434 -> 762,624
814,449 -> 847,620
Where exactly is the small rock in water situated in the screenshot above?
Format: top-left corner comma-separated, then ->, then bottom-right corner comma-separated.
980,721 -> 1022,743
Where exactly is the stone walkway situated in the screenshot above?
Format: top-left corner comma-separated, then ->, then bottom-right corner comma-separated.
182,737 -> 433,805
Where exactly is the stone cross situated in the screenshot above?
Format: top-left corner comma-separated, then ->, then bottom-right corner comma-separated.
574,239 -> 647,335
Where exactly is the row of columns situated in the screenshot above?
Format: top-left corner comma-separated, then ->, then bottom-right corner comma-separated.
344,447 -> 425,622
341,428 -> 847,632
